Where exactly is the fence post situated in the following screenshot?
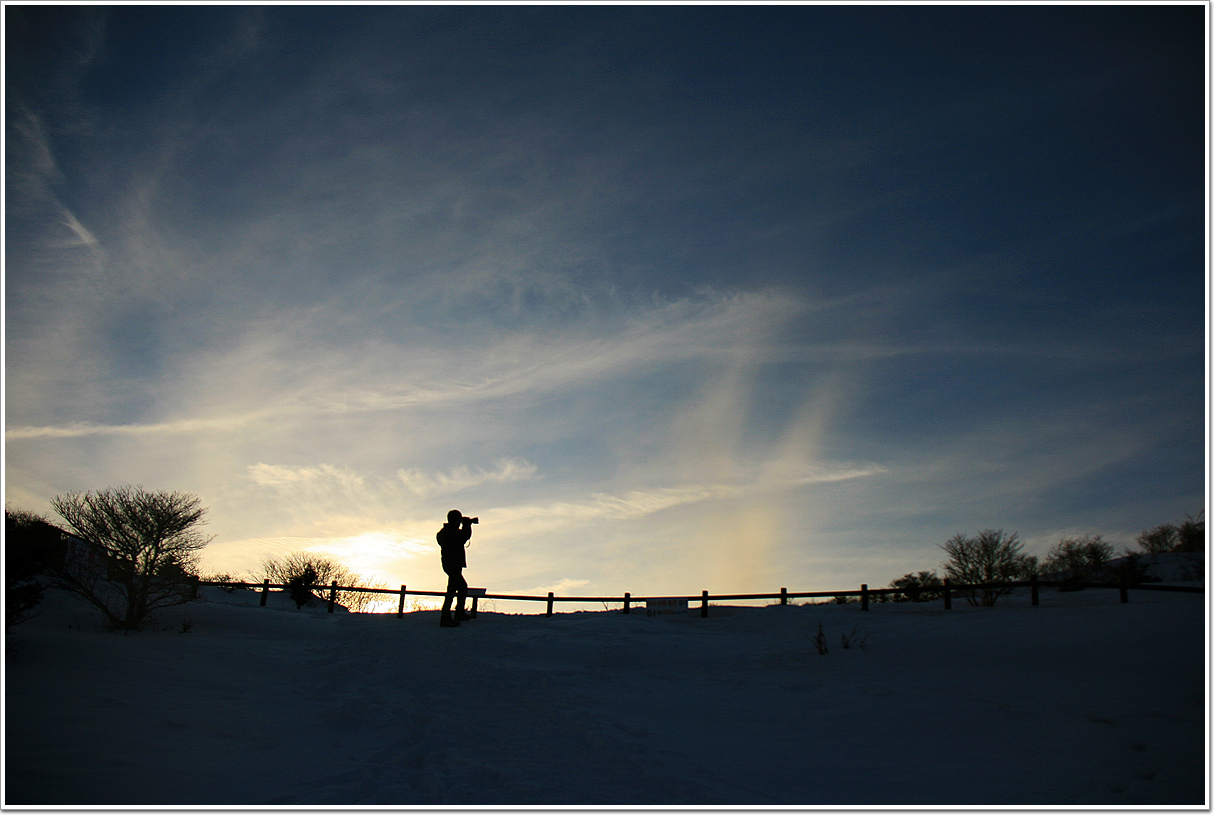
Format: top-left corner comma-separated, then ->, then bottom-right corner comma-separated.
260,578 -> 270,606
780,587 -> 788,606
328,580 -> 338,613
397,585 -> 407,618
547,592 -> 554,617
701,590 -> 709,618
623,592 -> 631,614
943,578 -> 952,610
861,584 -> 869,611
1031,574 -> 1039,607
1119,578 -> 1129,604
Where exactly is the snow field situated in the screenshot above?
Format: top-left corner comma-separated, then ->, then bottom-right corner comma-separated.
4,581 -> 1207,806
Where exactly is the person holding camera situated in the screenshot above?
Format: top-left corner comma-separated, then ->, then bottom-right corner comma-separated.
436,509 -> 478,627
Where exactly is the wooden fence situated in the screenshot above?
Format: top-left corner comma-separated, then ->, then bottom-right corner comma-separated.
197,576 -> 1203,618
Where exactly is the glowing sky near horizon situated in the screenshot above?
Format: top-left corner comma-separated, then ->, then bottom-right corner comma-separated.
4,5 -> 1206,603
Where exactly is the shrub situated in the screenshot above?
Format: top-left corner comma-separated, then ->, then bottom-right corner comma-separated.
288,565 -> 320,608
940,529 -> 1035,607
1043,535 -> 1115,584
811,622 -> 829,655
887,570 -> 945,602
840,626 -> 871,650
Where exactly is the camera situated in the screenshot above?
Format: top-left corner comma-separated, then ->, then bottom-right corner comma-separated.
465,516 -> 479,525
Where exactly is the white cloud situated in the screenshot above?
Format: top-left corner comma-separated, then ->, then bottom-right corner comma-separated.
478,459 -> 886,541
783,462 -> 889,486
397,458 -> 538,498
55,206 -> 102,251
6,415 -> 257,440
487,485 -> 727,536
247,462 -> 367,490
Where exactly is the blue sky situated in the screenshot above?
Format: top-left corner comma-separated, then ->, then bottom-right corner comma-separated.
5,5 -> 1206,604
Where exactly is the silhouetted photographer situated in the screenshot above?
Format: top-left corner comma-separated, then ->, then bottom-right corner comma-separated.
436,509 -> 478,627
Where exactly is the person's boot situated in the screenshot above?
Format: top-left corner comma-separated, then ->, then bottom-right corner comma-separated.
439,611 -> 460,627
454,609 -> 473,622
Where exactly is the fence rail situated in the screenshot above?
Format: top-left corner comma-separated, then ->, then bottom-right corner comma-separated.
197,576 -> 1203,617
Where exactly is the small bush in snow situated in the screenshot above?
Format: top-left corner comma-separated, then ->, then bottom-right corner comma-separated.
288,566 -> 320,609
811,622 -> 829,655
840,626 -> 870,650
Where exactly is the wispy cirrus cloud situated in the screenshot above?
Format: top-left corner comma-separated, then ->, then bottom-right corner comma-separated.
5,286 -> 808,441
482,459 -> 886,538
398,458 -> 538,498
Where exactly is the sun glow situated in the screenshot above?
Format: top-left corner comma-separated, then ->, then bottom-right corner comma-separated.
307,531 -> 431,584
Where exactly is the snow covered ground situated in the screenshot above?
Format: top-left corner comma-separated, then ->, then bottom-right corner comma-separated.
4,563 -> 1207,807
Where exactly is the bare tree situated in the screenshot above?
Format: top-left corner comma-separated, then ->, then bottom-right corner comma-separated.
1138,512 -> 1205,554
260,551 -> 383,612
1043,534 -> 1115,582
50,486 -> 211,630
940,529 -> 1033,607
1137,523 -> 1179,554
262,551 -> 353,592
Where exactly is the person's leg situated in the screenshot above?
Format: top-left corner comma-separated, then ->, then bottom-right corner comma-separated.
442,572 -> 456,613
454,571 -> 469,617
441,570 -> 460,626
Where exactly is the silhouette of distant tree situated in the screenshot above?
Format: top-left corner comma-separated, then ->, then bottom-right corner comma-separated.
1043,535 -> 1115,583
940,529 -> 1035,607
1138,512 -> 1204,554
1175,513 -> 1205,552
1138,523 -> 1179,554
887,570 -> 945,602
49,486 -> 210,630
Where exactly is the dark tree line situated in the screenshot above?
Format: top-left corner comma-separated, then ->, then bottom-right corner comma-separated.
885,513 -> 1203,607
1137,513 -> 1204,554
5,509 -> 63,626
